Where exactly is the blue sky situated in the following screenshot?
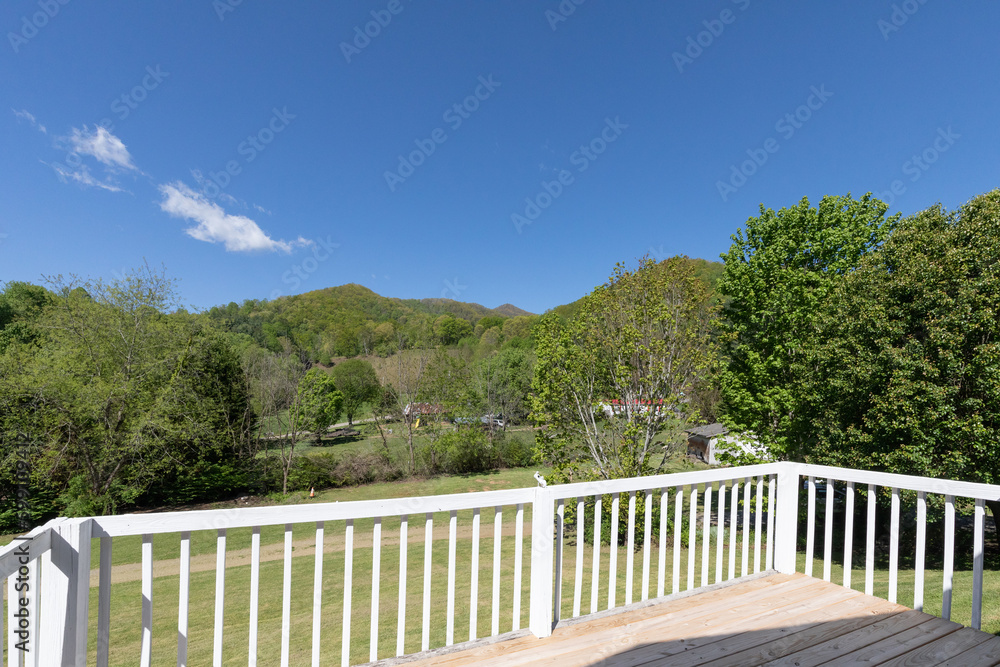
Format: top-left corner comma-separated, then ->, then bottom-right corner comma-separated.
2,1 -> 998,314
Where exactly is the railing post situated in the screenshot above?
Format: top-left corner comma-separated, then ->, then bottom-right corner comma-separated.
38,518 -> 92,667
773,464 -> 800,574
528,485 -> 556,638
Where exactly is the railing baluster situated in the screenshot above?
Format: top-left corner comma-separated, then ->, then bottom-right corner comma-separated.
313,521 -> 325,667
422,513 -> 433,650
573,499 -> 584,617
494,506 -> 504,633
249,526 -> 260,667
642,490 -> 652,600
673,487 -> 682,594
658,487 -> 668,597
805,476 -> 816,577
889,487 -> 899,603
142,534 -> 153,667
742,477 -> 751,577
396,515 -> 408,656
914,492 -> 926,611
973,498 -> 985,629
370,517 -> 382,662
342,518 -> 354,667
554,501 -> 564,623
446,509 -> 457,646
843,482 -> 854,589
701,484 -> 712,587
943,494 -> 955,620
97,536 -> 112,667
470,507 -> 480,638
865,484 -> 876,596
823,478 -> 833,582
282,523 -> 292,667
687,486 -> 697,590
728,479 -> 738,581
591,496 -> 601,613
177,532 -> 189,667
213,529 -> 225,667
609,492 -> 619,608
513,504 -> 524,630
755,476 -> 765,574
716,483 -> 726,583
625,491 -> 635,605
766,475 -> 776,571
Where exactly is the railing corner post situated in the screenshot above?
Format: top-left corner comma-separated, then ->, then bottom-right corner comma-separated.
39,517 -> 92,667
773,463 -> 800,575
529,485 -> 556,638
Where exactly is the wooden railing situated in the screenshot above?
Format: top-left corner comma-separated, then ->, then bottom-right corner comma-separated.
2,462 -> 999,666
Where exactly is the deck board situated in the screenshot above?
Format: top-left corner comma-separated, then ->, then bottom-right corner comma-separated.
388,573 -> 999,667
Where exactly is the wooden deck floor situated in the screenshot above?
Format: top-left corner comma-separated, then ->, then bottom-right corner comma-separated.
398,573 -> 1000,666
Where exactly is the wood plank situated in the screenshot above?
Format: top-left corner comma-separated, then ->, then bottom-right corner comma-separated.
936,634 -> 1000,667
762,609 -> 935,667
878,626 -> 995,667
469,577 -> 830,667
559,584 -> 863,667
816,615 -> 961,666
700,597 -> 905,667
404,574 -> 801,667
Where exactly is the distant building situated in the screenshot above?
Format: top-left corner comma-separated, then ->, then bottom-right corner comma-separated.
403,402 -> 447,424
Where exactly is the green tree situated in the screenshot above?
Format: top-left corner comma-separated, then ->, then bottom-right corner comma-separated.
804,191 -> 1000,488
295,368 -> 344,443
532,256 -> 717,481
718,193 -> 898,459
330,358 -> 380,425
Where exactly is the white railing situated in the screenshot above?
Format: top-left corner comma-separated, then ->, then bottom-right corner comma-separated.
2,462 -> 999,666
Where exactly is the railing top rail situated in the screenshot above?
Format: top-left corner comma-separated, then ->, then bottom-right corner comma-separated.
0,517 -> 65,580
549,462 -> 784,500
789,462 -> 1000,501
90,486 -> 537,537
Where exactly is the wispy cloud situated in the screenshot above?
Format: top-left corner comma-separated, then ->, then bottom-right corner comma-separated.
12,108 -> 46,133
48,162 -> 125,193
65,125 -> 137,171
158,182 -> 310,253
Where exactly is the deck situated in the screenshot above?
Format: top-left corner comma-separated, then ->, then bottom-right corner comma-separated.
400,573 -> 1000,667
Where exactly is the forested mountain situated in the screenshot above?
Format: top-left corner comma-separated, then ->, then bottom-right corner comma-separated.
206,283 -> 538,362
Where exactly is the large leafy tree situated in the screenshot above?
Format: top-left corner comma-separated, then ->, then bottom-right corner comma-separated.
330,358 -> 380,425
0,266 -> 256,515
804,190 -> 1000,486
718,193 -> 898,458
532,256 -> 717,481
295,368 -> 344,443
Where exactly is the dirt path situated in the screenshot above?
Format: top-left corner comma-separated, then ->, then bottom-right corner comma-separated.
90,520 -> 534,587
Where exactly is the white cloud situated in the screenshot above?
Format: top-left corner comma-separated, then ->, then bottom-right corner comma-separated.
12,109 -> 46,133
66,126 -> 137,171
158,182 -> 309,253
47,162 -> 125,193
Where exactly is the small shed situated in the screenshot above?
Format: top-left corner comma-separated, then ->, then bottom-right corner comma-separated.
686,423 -> 729,465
